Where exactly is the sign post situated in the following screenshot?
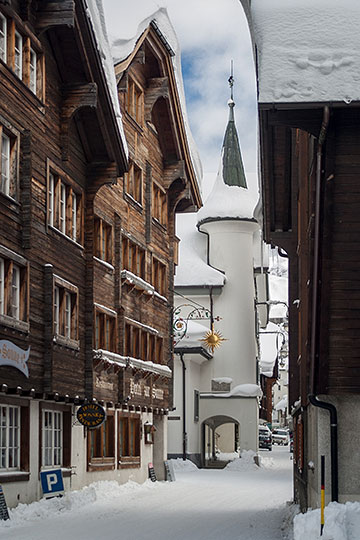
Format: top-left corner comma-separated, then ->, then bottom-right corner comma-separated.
40,469 -> 64,499
0,486 -> 9,520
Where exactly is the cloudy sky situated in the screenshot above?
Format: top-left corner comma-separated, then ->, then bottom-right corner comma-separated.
103,0 -> 258,197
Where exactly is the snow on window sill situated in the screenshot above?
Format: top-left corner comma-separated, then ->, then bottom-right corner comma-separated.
121,270 -> 154,295
93,256 -> 114,272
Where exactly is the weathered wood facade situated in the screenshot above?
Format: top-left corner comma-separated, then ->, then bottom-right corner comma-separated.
259,104 -> 360,509
0,1 -> 201,507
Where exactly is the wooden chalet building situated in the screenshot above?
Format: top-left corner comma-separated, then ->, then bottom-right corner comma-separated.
241,1 -> 360,511
0,0 -> 201,507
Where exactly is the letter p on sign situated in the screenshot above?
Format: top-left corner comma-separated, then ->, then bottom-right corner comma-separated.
40,469 -> 64,499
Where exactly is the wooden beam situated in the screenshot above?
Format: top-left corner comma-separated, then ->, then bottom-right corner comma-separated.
163,160 -> 186,190
36,1 -> 75,34
61,83 -> 97,160
86,162 -> 118,194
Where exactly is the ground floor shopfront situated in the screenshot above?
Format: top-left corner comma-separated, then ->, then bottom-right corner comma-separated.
0,396 -> 168,508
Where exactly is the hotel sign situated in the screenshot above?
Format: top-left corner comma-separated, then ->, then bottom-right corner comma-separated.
76,403 -> 106,428
130,378 -> 164,401
0,340 -> 30,378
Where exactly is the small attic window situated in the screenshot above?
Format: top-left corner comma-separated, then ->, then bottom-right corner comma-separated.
127,77 -> 143,125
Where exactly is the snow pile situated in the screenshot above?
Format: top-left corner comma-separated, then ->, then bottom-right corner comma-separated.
0,480 -> 161,529
250,0 -> 360,104
216,452 -> 239,461
259,321 -> 280,377
175,213 -> 225,287
293,501 -> 360,540
197,164 -> 258,225
225,450 -> 259,471
169,458 -> 198,472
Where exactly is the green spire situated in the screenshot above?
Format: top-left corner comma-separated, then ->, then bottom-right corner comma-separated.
222,71 -> 247,188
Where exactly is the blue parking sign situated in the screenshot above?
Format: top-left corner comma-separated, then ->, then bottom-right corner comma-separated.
40,469 -> 64,498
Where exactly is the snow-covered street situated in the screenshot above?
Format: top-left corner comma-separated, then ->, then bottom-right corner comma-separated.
0,446 -> 294,540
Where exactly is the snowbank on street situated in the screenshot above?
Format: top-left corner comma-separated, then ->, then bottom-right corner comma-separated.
294,501 -> 360,540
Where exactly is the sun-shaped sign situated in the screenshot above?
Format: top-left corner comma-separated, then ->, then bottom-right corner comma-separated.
200,324 -> 227,353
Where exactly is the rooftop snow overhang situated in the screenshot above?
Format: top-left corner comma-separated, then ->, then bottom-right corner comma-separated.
114,22 -> 202,210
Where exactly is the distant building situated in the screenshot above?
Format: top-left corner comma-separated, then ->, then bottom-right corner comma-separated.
168,95 -> 268,466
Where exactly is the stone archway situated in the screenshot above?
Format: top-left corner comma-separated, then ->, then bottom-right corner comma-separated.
202,415 -> 240,469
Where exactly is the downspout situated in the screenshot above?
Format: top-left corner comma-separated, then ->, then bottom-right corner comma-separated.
308,105 -> 338,502
179,352 -> 187,460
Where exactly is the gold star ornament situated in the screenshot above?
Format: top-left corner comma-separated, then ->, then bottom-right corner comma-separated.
200,324 -> 227,353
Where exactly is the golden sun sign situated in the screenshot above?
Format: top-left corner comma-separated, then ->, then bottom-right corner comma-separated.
200,324 -> 226,354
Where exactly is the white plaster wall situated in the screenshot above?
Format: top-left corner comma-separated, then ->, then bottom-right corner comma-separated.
168,355 -> 203,456
200,220 -> 259,386
216,423 -> 237,453
200,396 -> 259,451
307,396 -> 360,508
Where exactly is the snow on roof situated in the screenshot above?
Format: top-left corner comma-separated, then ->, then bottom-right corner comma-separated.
251,0 -> 360,104
85,0 -> 128,157
253,229 -> 270,269
175,213 -> 225,288
202,384 -> 262,398
274,395 -> 288,412
269,275 -> 288,319
110,3 -> 202,193
175,319 -> 209,348
259,321 -> 280,377
197,164 -> 258,225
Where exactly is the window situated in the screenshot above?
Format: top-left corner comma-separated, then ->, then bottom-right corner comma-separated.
124,161 -> 142,204
118,414 -> 140,465
53,276 -> 78,345
194,390 -> 200,422
29,48 -> 36,94
122,236 -> 145,279
152,182 -> 167,227
152,257 -> 167,297
88,412 -> 115,470
0,405 -> 20,469
124,322 -> 164,364
95,307 -> 116,352
0,13 -> 6,62
47,168 -> 83,244
42,410 -> 62,467
94,217 -> 113,264
0,254 -> 28,324
0,124 -> 18,199
14,30 -> 22,79
126,78 -> 143,124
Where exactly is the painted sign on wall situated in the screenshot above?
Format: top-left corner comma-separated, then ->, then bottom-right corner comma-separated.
0,340 -> 30,377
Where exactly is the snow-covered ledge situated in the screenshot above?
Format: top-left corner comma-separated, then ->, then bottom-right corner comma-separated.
93,349 -> 172,378
121,270 -> 154,295
201,384 -> 262,398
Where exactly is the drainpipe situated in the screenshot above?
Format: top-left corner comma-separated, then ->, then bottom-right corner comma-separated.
179,352 -> 187,460
308,105 -> 338,502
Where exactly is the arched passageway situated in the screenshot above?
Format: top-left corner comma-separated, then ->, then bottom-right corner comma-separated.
202,415 -> 239,469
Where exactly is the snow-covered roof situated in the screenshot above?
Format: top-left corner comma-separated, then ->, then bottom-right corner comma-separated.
85,0 -> 128,157
274,395 -> 288,412
175,213 -> 225,288
250,0 -> 360,104
259,321 -> 280,378
109,3 -> 202,193
175,319 -> 209,349
269,275 -> 288,319
197,172 -> 258,225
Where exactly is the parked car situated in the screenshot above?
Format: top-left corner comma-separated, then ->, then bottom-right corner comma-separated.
259,425 -> 272,451
272,428 -> 290,446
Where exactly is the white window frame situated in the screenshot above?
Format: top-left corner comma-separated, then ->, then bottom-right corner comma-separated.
48,172 -> 54,227
14,31 -> 22,80
11,264 -> 20,319
1,132 -> 10,196
42,410 -> 63,468
0,13 -> 6,63
0,404 -> 20,470
71,191 -> 77,241
29,48 -> 36,94
54,285 -> 59,335
64,291 -> 71,339
60,182 -> 66,234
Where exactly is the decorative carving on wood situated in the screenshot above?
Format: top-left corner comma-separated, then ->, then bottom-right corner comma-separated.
144,77 -> 169,121
36,0 -> 75,34
61,83 -> 97,160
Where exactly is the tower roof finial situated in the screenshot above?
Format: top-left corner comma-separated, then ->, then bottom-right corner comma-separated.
228,59 -> 234,101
